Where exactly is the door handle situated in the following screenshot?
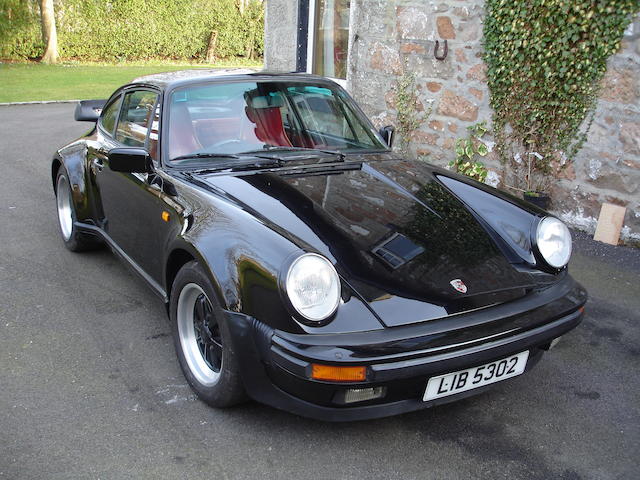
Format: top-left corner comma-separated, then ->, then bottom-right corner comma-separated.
92,157 -> 104,172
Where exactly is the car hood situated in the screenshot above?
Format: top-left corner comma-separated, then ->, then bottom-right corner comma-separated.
196,156 -> 543,327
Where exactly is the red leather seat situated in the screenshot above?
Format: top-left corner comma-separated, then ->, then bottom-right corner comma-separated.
169,104 -> 202,159
244,96 -> 292,148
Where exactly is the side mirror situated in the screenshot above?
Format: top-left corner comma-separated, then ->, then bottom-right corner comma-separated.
108,148 -> 153,173
379,125 -> 395,148
74,99 -> 106,122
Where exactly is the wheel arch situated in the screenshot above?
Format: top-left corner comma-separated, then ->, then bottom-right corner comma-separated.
163,229 -> 297,333
51,145 -> 93,221
51,156 -> 63,192
164,242 -> 229,313
165,248 -> 196,298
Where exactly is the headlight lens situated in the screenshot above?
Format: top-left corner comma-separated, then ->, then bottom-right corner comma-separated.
536,217 -> 572,269
285,253 -> 341,322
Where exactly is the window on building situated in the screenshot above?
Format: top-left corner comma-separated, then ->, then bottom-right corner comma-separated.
311,0 -> 350,80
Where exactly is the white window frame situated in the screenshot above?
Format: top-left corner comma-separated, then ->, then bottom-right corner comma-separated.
306,0 -> 350,88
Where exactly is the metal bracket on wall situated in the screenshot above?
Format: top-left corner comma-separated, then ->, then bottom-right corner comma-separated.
434,40 -> 448,61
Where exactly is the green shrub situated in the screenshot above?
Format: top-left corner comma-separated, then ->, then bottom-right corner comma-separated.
0,1 -> 43,59
449,122 -> 490,183
0,0 -> 264,61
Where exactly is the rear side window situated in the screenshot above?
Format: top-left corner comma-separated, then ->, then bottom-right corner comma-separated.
99,95 -> 121,136
115,90 -> 159,148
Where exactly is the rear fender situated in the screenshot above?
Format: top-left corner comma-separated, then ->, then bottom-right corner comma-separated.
52,142 -> 93,222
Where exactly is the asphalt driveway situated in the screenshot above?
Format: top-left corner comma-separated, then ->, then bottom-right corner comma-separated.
0,103 -> 638,480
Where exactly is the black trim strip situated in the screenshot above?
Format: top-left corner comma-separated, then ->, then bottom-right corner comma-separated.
75,221 -> 168,303
296,0 -> 310,72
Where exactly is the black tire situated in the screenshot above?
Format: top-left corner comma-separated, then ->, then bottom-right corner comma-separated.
170,260 -> 247,408
54,167 -> 101,252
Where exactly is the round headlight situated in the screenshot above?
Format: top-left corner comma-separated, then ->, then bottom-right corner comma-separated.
285,253 -> 341,322
536,217 -> 572,269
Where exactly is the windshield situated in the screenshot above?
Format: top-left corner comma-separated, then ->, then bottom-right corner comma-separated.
166,80 -> 387,163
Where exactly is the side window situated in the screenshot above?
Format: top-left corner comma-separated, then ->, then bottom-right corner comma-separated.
115,90 -> 159,148
99,95 -> 122,136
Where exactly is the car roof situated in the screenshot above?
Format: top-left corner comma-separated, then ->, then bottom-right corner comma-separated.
130,69 -> 333,90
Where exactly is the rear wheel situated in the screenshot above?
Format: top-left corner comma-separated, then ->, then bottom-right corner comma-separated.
55,168 -> 100,252
170,261 -> 246,407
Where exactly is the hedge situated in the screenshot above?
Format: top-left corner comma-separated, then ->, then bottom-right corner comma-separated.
0,0 -> 264,61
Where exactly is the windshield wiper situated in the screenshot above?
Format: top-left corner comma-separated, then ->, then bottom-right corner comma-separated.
171,152 -> 243,162
170,152 -> 283,174
243,146 -> 346,162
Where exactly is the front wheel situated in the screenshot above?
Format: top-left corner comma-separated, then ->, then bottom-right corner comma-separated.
170,261 -> 246,408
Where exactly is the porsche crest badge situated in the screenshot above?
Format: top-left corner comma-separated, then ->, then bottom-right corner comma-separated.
449,279 -> 467,294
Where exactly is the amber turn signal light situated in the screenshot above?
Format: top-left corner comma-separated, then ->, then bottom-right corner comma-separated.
311,364 -> 367,382
161,211 -> 170,222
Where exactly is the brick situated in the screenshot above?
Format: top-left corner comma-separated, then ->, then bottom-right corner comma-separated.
605,196 -> 630,207
437,90 -> 479,121
460,24 -> 480,42
400,42 -> 426,55
370,42 -> 402,75
587,165 -> 639,194
469,87 -> 483,100
426,82 -> 442,93
558,162 -> 576,181
412,131 -> 440,145
442,137 -> 455,149
620,122 -> 640,156
397,6 -> 429,40
429,120 -> 444,131
466,63 -> 487,82
385,90 -> 396,109
436,16 -> 456,40
600,68 -> 637,104
453,7 -> 472,19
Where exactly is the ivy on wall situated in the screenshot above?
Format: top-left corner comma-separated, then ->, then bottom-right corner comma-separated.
393,69 -> 431,155
0,0 -> 264,61
483,0 -> 639,192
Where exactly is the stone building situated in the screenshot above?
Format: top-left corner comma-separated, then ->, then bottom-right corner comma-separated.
264,0 -> 640,243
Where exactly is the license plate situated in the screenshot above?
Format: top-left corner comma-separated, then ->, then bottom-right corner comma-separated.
423,351 -> 530,401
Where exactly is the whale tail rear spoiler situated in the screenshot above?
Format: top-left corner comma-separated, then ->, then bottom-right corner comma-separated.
74,99 -> 107,122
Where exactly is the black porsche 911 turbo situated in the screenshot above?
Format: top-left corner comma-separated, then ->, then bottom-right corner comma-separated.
51,69 -> 587,421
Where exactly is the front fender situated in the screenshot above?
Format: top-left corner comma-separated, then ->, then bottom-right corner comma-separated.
181,199 -> 305,333
165,183 -> 383,335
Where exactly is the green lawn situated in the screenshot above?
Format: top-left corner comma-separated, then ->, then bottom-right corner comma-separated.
0,60 -> 263,103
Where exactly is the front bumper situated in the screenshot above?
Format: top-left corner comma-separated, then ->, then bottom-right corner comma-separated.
225,275 -> 587,421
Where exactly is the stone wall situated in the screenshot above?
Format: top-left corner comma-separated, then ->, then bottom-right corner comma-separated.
263,0 -> 298,72
263,0 -> 640,243
558,21 -> 640,243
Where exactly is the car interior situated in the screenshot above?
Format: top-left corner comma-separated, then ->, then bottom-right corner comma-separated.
166,82 -> 382,160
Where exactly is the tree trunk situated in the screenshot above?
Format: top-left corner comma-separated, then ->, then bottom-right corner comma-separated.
205,31 -> 218,64
39,0 -> 58,64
